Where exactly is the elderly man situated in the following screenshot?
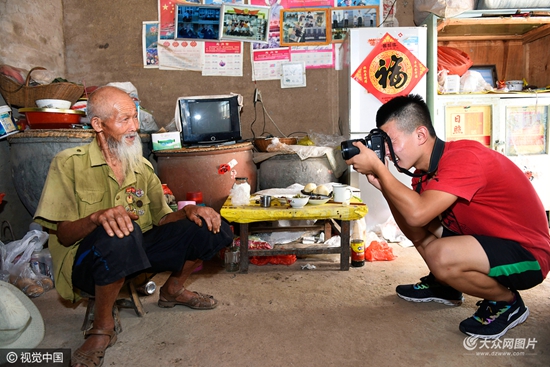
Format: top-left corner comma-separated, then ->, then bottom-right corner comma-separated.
34,86 -> 233,367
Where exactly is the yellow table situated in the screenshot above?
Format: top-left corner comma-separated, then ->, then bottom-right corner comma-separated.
221,197 -> 368,272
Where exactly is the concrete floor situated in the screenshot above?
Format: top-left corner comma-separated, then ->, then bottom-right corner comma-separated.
31,243 -> 550,367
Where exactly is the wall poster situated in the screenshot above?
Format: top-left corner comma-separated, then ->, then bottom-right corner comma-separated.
505,105 -> 548,156
445,105 -> 492,147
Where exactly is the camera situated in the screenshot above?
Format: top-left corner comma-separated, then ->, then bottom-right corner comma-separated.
340,128 -> 387,161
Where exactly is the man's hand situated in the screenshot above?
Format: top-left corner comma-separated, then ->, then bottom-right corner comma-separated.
346,141 -> 387,190
183,205 -> 223,234
161,205 -> 223,234
57,206 -> 139,247
90,205 -> 139,238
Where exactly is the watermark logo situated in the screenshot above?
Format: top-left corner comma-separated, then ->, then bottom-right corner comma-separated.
463,336 -> 537,357
0,349 -> 70,366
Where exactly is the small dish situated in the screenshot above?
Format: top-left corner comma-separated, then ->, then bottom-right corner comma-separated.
287,196 -> 309,208
308,195 -> 330,205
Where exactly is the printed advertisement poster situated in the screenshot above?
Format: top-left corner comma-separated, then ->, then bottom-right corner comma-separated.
251,47 -> 291,80
158,39 -> 204,71
202,42 -> 244,76
143,22 -> 159,68
505,105 -> 548,156
445,105 -> 492,147
290,44 -> 334,69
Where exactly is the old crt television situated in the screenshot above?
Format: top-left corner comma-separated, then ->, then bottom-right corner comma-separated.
175,94 -> 242,145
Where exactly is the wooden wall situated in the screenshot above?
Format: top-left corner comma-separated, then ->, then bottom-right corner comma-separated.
439,31 -> 550,88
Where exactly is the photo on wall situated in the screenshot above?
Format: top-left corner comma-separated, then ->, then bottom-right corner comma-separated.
175,4 -> 222,41
331,6 -> 378,42
220,5 -> 271,43
280,8 -> 330,46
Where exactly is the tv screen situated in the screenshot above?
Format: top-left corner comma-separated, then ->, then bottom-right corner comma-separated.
177,95 -> 242,145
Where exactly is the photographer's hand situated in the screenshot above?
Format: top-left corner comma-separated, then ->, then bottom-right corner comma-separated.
346,141 -> 388,190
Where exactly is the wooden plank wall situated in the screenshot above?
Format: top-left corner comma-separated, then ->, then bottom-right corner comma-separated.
439,40 -> 524,83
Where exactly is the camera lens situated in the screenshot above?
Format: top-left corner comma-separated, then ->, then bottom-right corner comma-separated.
341,139 -> 365,160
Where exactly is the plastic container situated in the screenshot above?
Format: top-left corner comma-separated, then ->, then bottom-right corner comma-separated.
177,200 -> 196,210
0,105 -> 17,138
186,191 -> 205,206
30,248 -> 54,282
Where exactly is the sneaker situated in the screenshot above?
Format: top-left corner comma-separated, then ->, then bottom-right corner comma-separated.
459,292 -> 529,339
396,273 -> 464,306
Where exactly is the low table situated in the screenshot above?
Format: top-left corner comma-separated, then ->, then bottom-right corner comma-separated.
220,197 -> 368,272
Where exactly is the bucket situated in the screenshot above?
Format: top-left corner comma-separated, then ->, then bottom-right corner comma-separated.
7,130 -> 151,215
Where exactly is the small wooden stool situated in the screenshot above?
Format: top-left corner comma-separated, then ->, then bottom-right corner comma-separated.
80,279 -> 147,335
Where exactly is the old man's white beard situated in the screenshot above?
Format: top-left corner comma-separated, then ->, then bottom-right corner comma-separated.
106,133 -> 143,177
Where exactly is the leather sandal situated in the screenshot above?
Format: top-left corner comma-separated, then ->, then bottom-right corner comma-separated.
158,288 -> 218,310
71,329 -> 117,367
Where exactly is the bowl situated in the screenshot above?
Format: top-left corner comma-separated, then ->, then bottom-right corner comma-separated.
254,137 -> 298,152
35,99 -> 72,109
19,108 -> 86,129
307,195 -> 331,205
287,195 -> 309,208
505,80 -> 523,92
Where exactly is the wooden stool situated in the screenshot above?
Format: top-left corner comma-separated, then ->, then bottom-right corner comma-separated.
80,279 -> 147,335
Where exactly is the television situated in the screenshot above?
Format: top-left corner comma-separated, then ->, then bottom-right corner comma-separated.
175,94 -> 242,145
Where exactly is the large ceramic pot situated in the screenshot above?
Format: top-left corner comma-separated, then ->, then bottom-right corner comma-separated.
155,142 -> 257,212
8,130 -> 151,215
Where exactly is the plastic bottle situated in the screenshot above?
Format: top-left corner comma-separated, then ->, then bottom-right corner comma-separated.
350,239 -> 365,267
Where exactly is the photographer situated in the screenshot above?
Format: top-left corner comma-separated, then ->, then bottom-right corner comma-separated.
345,94 -> 550,339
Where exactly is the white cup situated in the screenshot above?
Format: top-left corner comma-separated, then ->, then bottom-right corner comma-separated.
333,184 -> 352,203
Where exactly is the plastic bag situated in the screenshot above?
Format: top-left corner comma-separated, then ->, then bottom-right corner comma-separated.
365,240 -> 396,262
0,230 -> 49,273
413,0 -> 475,26
460,70 -> 493,93
437,46 -> 473,77
250,255 -> 296,266
230,181 -> 251,206
307,131 -> 345,148
0,230 -> 52,297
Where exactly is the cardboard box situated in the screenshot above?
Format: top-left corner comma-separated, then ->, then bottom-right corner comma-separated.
152,132 -> 182,151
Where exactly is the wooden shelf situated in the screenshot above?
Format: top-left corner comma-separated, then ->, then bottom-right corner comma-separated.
437,16 -> 550,42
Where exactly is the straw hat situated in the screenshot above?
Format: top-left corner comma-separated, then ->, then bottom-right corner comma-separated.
0,280 -> 44,349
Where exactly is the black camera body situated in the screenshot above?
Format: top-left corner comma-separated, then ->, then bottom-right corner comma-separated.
341,128 -> 387,161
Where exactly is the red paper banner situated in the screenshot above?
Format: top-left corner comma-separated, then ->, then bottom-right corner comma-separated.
351,33 -> 428,104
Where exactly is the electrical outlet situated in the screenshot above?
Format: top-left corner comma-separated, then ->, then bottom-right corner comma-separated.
254,89 -> 261,103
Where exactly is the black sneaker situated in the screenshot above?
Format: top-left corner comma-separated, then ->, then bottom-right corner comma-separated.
396,273 -> 464,306
459,292 -> 529,339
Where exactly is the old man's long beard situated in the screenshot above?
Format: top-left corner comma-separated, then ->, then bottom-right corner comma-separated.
106,133 -> 143,177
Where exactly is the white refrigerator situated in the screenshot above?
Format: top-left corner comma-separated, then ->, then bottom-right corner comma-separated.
338,27 -> 428,230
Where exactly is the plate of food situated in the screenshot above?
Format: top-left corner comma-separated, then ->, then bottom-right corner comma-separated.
307,195 -> 331,205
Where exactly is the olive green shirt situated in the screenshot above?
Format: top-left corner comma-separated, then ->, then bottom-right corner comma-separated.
34,138 -> 173,302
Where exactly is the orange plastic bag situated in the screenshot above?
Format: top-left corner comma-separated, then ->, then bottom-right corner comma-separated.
365,241 -> 396,262
250,255 -> 297,266
437,46 -> 473,76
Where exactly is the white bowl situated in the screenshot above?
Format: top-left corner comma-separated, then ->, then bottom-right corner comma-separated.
35,99 -> 72,109
308,195 -> 330,205
287,196 -> 309,208
505,80 -> 523,92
